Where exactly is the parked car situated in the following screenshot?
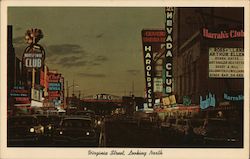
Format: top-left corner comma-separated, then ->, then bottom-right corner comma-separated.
203,118 -> 242,147
7,115 -> 44,145
53,117 -> 98,146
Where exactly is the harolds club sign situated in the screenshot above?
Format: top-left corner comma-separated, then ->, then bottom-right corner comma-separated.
141,29 -> 165,108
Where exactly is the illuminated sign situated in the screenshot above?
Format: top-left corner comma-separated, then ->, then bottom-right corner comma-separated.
14,97 -> 30,103
203,28 -> 244,39
49,83 -> 61,91
48,73 -> 61,82
200,92 -> 216,109
22,44 -> 45,69
143,45 -> 153,108
164,7 -> 174,95
183,96 -> 191,106
10,86 -> 30,104
142,29 -> 166,107
24,53 -> 42,67
10,89 -> 29,97
93,94 -> 112,100
154,78 -> 163,92
48,72 -> 62,101
209,47 -> 244,78
162,95 -> 176,106
224,93 -> 243,101
31,88 -> 42,101
142,31 -> 165,43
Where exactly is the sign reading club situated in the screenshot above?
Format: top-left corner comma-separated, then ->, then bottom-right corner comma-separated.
23,44 -> 45,69
165,7 -> 174,94
144,45 -> 153,107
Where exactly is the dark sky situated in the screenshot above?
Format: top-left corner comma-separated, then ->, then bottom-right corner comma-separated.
8,7 -> 165,97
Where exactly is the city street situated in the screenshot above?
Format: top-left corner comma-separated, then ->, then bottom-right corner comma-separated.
7,114 -> 243,148
5,7 -> 245,159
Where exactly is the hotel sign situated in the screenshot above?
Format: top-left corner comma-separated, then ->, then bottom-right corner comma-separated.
209,47 -> 244,78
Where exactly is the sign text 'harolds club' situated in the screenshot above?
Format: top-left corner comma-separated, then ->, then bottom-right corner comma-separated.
144,45 -> 153,108
164,7 -> 174,95
142,29 -> 166,108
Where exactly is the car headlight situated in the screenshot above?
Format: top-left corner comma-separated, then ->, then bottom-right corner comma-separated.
30,127 -> 35,133
48,125 -> 52,130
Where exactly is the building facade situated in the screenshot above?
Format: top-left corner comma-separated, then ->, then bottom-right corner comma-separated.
173,7 -> 244,107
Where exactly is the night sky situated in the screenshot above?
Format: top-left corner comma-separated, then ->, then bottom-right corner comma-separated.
8,7 -> 165,97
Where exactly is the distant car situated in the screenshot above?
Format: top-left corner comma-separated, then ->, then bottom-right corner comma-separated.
8,115 -> 44,145
203,118 -> 242,147
75,110 -> 95,118
53,117 -> 98,146
75,110 -> 97,125
34,114 -> 53,137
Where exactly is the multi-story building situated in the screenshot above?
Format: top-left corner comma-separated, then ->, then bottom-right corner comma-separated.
172,7 -> 244,109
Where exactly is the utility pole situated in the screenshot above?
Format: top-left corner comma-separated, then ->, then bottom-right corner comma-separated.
72,80 -> 75,97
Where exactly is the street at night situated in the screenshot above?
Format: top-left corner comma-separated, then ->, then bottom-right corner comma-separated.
7,111 -> 243,148
3,4 -> 248,159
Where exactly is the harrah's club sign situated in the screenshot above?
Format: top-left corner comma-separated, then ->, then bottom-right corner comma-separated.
203,28 -> 244,39
164,7 -> 174,95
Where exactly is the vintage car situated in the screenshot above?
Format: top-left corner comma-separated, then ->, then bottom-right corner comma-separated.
35,114 -> 63,138
7,115 -> 44,145
53,117 -> 98,146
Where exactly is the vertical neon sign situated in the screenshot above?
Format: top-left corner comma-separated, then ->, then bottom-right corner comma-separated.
164,7 -> 174,95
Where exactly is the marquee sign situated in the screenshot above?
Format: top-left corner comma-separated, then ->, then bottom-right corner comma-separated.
48,72 -> 62,101
209,47 -> 244,78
